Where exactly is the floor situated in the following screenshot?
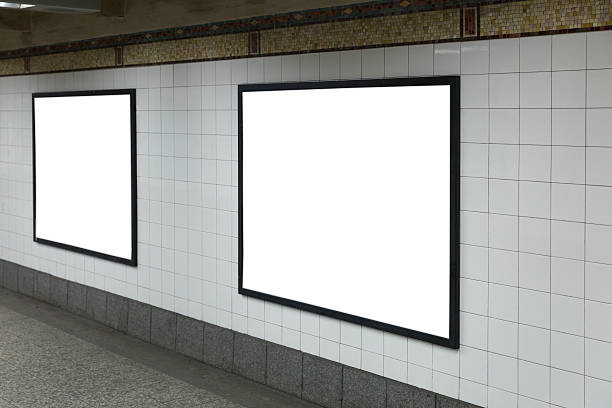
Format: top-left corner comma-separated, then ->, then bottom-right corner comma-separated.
0,288 -> 319,408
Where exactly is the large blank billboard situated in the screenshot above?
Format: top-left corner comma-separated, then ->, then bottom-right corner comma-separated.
33,90 -> 137,265
239,77 -> 460,348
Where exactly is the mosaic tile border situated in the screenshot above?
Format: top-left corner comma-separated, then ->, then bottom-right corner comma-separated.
0,58 -> 24,76
0,0 -> 514,61
1,0 -> 612,77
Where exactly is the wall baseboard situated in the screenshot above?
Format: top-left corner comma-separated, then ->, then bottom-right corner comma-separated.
0,259 -> 482,408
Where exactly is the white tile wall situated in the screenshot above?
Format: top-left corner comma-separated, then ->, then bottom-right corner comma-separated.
2,32 -> 612,407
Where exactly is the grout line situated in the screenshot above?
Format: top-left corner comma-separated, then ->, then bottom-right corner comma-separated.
461,271 -> 599,303
459,309 -> 610,346
516,36 -> 521,408
583,34 -> 588,408
340,363 -> 345,406
548,36 -> 553,406
485,37 -> 491,408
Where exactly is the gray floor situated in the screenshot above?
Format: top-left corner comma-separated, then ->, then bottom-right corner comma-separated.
0,288 -> 319,408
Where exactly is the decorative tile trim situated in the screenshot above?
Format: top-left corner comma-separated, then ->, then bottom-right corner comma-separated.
248,32 -> 261,56
0,0 -> 509,61
0,259 -> 482,408
29,48 -> 115,74
0,58 -> 25,76
115,47 -> 123,66
122,33 -> 248,66
1,0 -> 612,77
259,8 -> 461,55
462,7 -> 480,37
480,0 -> 612,37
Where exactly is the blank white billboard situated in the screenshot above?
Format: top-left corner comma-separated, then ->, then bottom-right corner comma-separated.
33,90 -> 136,265
239,78 -> 459,347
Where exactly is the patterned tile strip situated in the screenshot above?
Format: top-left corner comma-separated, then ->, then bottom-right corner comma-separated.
480,0 -> 612,37
260,9 -> 461,55
0,58 -> 25,76
122,33 -> 248,66
0,0 -> 518,60
1,0 -> 612,76
29,48 -> 115,74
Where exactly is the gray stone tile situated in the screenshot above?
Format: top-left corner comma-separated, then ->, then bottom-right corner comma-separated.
77,355 -> 164,389
302,354 -> 342,408
67,281 -> 87,315
17,266 -> 34,297
176,315 -> 203,360
0,281 -> 347,408
88,390 -> 165,408
106,293 -> 128,332
266,342 -> 302,397
436,395 -> 482,408
27,330 -> 84,354
387,379 -> 435,408
2,262 -> 18,292
163,391 -> 245,408
150,307 -> 176,350
0,309 -> 26,324
86,287 -> 107,323
128,299 -> 151,342
45,363 -> 137,401
202,323 -> 234,371
142,379 -> 204,404
2,317 -> 54,338
19,350 -> 81,378
46,392 -> 87,408
0,369 -> 60,406
232,332 -> 266,384
164,397 -> 244,408
2,389 -> 60,407
49,277 -> 68,308
0,331 -> 37,360
0,266 -> 472,408
34,271 -> 50,302
342,366 -> 385,408
69,345 -> 129,369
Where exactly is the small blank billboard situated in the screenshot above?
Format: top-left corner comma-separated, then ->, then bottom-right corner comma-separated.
33,90 -> 137,265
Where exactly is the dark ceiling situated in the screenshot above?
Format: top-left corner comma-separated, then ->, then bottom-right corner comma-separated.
0,0 -> 357,51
